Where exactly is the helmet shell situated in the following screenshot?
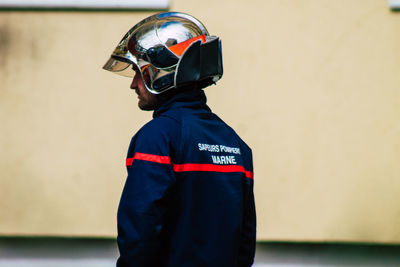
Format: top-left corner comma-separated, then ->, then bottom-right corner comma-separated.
103,12 -> 223,94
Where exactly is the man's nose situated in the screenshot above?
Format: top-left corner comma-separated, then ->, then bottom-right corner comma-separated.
130,73 -> 140,89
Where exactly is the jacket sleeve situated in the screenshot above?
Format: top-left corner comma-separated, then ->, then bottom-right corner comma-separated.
116,119 -> 178,267
237,159 -> 257,266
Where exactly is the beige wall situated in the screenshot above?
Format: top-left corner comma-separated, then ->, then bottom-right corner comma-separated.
1,0 -> 400,243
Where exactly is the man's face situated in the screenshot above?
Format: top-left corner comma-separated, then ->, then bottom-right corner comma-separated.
130,71 -> 158,111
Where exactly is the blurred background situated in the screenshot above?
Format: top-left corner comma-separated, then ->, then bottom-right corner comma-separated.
1,0 -> 400,266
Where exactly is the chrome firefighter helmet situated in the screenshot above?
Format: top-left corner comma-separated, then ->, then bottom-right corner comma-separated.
103,12 -> 223,94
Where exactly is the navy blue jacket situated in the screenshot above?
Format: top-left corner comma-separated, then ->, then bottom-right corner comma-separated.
117,89 -> 256,267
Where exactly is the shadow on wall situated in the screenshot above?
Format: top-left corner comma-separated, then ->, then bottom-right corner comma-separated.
255,242 -> 400,266
0,237 -> 118,267
1,238 -> 400,266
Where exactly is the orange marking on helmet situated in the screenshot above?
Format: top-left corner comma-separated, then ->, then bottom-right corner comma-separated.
141,64 -> 150,72
169,34 -> 206,56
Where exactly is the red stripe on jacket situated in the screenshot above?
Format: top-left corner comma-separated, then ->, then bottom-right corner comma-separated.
126,152 -> 253,179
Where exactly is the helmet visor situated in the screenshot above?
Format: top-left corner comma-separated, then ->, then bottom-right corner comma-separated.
103,56 -> 136,77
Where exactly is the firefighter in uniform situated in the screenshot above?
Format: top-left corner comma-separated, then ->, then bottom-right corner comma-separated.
103,12 -> 256,267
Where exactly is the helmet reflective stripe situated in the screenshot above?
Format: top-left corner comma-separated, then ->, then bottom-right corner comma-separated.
169,34 -> 206,56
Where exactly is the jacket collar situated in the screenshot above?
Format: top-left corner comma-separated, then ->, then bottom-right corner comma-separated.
153,89 -> 211,118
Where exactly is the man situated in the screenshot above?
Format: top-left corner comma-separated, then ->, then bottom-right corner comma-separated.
103,12 -> 256,267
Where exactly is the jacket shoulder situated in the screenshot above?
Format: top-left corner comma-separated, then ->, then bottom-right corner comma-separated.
139,115 -> 181,135
128,115 -> 182,156
213,114 -> 253,153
